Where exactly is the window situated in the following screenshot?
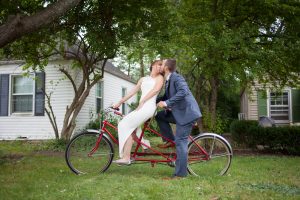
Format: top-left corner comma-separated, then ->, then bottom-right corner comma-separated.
96,81 -> 103,113
11,75 -> 34,113
122,87 -> 127,114
269,91 -> 289,122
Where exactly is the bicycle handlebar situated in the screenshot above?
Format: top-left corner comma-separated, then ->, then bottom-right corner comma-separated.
103,105 -> 159,121
109,106 -> 120,111
104,107 -> 123,116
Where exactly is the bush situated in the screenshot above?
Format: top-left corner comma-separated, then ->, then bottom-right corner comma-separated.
30,139 -> 67,152
230,120 -> 300,155
230,120 -> 258,145
202,108 -> 231,134
85,115 -> 119,139
85,118 -> 101,130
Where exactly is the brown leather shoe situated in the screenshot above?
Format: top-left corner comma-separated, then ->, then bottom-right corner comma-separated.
157,141 -> 175,148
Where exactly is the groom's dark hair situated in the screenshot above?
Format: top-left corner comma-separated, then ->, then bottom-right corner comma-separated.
165,59 -> 176,72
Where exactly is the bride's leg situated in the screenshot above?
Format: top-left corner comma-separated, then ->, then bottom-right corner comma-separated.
122,134 -> 134,161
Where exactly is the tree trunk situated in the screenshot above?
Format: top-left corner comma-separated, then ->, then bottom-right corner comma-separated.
194,78 -> 204,132
139,50 -> 144,78
209,77 -> 219,129
0,0 -> 82,47
45,92 -> 59,139
127,62 -> 131,76
60,86 -> 92,141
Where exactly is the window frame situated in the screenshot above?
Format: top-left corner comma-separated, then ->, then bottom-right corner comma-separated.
267,89 -> 291,124
95,81 -> 104,113
121,87 -> 127,115
9,74 -> 35,116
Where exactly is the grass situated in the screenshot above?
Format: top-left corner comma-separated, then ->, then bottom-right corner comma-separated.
0,140 -> 300,200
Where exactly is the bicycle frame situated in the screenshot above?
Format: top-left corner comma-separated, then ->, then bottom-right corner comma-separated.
91,109 -> 210,165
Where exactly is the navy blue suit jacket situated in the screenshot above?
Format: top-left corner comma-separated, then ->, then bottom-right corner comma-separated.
156,72 -> 201,125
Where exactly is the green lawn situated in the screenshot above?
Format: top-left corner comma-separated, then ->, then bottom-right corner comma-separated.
0,141 -> 299,200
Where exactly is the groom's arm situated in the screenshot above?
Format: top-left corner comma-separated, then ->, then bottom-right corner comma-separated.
156,93 -> 167,103
165,75 -> 189,108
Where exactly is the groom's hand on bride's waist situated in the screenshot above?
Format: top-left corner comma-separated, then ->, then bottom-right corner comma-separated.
157,101 -> 167,108
157,101 -> 172,112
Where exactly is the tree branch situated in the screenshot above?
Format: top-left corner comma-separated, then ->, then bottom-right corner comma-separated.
59,68 -> 77,93
0,0 -> 82,47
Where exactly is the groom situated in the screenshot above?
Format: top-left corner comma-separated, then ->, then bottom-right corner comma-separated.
156,59 -> 201,178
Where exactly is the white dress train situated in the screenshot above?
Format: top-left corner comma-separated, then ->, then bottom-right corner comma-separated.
118,76 -> 158,158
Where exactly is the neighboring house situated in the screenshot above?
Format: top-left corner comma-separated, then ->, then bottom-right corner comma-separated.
0,60 -> 137,140
240,83 -> 300,125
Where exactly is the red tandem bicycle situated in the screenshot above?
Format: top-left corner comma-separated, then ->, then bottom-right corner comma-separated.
65,107 -> 233,176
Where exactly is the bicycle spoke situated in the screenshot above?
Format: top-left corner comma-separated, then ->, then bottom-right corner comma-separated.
89,153 -> 113,156
66,132 -> 114,175
188,160 -> 207,165
187,134 -> 232,176
209,136 -> 216,156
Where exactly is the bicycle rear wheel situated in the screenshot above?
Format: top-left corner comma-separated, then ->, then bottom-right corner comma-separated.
187,133 -> 232,176
65,131 -> 114,175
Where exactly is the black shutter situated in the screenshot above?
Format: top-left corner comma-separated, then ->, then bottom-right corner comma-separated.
35,72 -> 45,116
0,74 -> 9,116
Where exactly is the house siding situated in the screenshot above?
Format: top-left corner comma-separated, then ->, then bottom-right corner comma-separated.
0,60 -> 136,140
248,88 -> 259,120
75,71 -> 136,132
240,87 -> 259,120
241,82 -> 300,125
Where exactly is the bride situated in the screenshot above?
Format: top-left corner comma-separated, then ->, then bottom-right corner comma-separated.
112,60 -> 164,165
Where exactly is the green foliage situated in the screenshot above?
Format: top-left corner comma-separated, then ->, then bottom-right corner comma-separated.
159,0 -> 300,131
1,0 -> 168,70
0,0 -> 169,141
202,108 -> 230,134
250,126 -> 300,155
127,102 -> 139,111
230,120 -> 259,145
35,139 -> 67,152
230,120 -> 300,155
85,113 -> 120,139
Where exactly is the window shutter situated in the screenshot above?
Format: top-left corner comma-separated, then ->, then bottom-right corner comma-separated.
0,74 -> 9,116
257,90 -> 267,117
292,89 -> 300,123
35,72 -> 45,116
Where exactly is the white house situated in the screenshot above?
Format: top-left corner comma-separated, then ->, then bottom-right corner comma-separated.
240,82 -> 300,125
0,60 -> 137,140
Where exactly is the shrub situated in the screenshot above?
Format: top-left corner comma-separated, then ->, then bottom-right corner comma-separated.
230,120 -> 300,155
202,107 -> 231,134
32,139 -> 67,152
230,120 -> 258,145
85,115 -> 119,139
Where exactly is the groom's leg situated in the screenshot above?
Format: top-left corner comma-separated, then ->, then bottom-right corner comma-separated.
174,120 -> 196,177
155,110 -> 176,141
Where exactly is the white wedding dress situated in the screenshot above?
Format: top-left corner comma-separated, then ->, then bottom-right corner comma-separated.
118,76 -> 158,158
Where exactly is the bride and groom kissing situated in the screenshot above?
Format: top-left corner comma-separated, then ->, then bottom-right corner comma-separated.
112,59 -> 201,179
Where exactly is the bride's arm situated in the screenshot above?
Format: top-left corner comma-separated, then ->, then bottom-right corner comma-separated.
113,78 -> 143,108
137,75 -> 164,108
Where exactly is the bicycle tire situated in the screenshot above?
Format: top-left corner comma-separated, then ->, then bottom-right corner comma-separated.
187,133 -> 232,176
65,131 -> 114,175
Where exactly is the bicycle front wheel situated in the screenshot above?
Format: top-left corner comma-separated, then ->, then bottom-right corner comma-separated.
65,131 -> 114,175
188,133 -> 232,176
